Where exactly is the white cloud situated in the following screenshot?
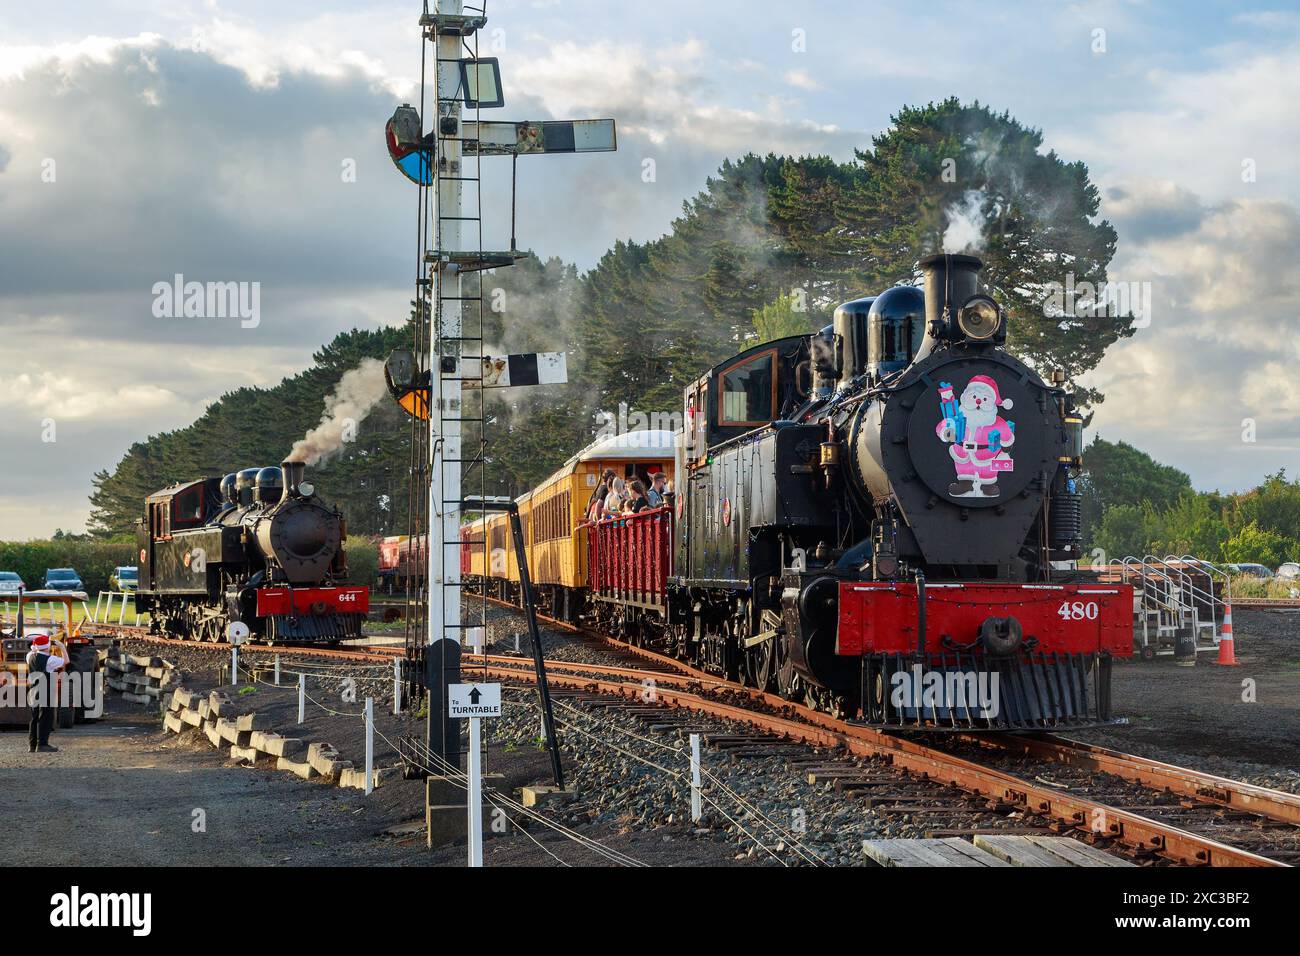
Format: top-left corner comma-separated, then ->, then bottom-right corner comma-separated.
1085,181 -> 1300,490
784,68 -> 821,91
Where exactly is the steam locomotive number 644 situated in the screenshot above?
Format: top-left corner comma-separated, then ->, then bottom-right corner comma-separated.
134,460 -> 368,645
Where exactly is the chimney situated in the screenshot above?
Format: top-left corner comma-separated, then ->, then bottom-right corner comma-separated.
281,460 -> 305,501
916,253 -> 983,359
920,253 -> 982,331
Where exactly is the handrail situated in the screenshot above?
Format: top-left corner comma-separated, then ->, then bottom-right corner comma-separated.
1178,554 -> 1232,614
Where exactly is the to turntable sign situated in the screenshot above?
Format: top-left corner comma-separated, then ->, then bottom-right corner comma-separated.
448,683 -> 502,718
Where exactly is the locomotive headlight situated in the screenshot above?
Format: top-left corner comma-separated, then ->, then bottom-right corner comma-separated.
957,295 -> 1001,341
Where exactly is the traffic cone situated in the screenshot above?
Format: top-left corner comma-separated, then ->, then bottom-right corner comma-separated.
1216,605 -> 1239,666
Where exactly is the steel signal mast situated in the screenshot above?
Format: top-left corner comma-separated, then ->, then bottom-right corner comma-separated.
384,0 -> 616,778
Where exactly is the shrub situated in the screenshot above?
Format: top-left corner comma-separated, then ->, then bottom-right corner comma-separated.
0,539 -> 139,595
345,535 -> 379,587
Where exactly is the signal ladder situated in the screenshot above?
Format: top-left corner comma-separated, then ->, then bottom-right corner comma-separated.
413,2 -> 525,666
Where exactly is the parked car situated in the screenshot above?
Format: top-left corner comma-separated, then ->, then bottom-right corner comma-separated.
110,566 -> 139,592
1226,563 -> 1275,579
42,567 -> 84,591
0,572 -> 26,595
1276,562 -> 1300,580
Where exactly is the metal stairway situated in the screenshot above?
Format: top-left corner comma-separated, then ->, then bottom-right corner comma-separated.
1110,555 -> 1230,658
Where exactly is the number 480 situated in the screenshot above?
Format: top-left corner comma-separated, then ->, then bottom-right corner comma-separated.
1059,601 -> 1099,621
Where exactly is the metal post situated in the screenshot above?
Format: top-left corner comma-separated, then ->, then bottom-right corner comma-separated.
690,733 -> 702,823
230,644 -> 238,685
298,673 -> 305,725
507,504 -> 564,789
117,593 -> 127,625
92,592 -> 103,623
393,656 -> 402,715
274,655 -> 281,686
468,714 -> 483,867
425,0 -> 466,774
365,697 -> 374,795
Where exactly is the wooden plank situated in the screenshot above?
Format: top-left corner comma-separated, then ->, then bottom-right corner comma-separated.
1025,836 -> 1135,868
973,834 -> 1075,867
863,839 -> 988,867
936,837 -> 1012,867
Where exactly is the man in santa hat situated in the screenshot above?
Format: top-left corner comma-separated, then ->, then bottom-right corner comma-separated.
935,374 -> 1016,498
25,631 -> 66,753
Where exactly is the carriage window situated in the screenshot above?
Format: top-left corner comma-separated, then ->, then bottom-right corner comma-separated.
719,350 -> 777,426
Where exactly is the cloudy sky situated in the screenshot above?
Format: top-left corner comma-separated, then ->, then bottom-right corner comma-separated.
2,0 -> 1298,538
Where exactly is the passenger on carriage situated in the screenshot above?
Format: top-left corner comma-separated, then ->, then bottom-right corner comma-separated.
587,483 -> 608,523
647,472 -> 667,507
603,477 -> 628,518
627,480 -> 650,514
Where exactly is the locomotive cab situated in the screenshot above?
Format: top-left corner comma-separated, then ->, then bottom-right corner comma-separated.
682,334 -> 812,467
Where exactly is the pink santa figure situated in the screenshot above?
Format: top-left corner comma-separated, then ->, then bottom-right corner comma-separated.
935,374 -> 1015,497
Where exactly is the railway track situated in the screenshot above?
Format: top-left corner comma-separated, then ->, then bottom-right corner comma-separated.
97,608 -> 1296,866
466,593 -> 1296,867
1229,598 -> 1300,609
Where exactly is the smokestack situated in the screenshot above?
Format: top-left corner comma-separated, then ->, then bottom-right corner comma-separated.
920,253 -> 983,333
281,460 -> 305,501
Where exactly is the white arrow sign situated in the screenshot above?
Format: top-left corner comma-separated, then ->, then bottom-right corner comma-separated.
448,682 -> 502,718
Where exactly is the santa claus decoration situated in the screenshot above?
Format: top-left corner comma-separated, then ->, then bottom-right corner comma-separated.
934,374 -> 1016,497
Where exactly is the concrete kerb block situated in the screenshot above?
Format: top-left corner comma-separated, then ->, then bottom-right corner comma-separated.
234,713 -> 270,733
170,687 -> 197,710
249,732 -> 303,758
202,722 -> 222,748
307,742 -> 349,781
521,785 -> 576,808
230,745 -> 265,765
215,718 -> 251,748
163,712 -> 185,735
338,765 -> 401,791
276,756 -> 318,780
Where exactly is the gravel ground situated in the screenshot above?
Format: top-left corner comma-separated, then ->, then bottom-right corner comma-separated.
6,602 -> 1291,867
1070,608 -> 1300,792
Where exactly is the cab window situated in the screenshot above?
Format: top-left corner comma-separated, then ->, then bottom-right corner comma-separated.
172,486 -> 205,530
719,350 -> 777,427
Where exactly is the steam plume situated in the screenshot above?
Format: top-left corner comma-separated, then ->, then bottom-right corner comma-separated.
287,358 -> 388,465
942,189 -> 988,253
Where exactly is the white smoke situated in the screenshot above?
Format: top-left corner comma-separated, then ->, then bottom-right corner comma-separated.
288,358 -> 389,465
942,189 -> 988,253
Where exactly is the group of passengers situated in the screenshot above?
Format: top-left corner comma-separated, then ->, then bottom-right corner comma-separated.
586,469 -> 672,523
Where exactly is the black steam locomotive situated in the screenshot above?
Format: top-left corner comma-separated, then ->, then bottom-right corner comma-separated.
669,254 -> 1132,728
135,461 -> 368,644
